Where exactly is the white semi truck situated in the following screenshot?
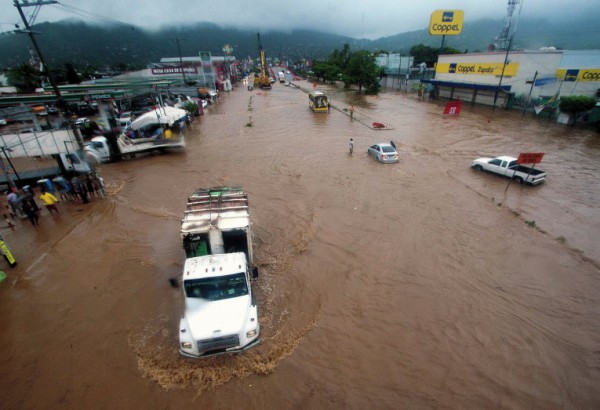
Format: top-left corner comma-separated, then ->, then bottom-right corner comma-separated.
178,187 -> 260,358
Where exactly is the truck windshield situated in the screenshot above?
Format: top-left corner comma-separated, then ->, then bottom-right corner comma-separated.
184,273 -> 248,301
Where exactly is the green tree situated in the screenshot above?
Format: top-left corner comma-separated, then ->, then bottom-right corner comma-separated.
6,64 -> 40,93
311,61 -> 340,83
559,96 -> 597,125
329,44 -> 351,71
343,50 -> 381,94
410,44 -> 461,67
65,63 -> 81,84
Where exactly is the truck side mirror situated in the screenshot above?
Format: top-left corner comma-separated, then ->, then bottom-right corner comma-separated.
169,278 -> 180,288
252,266 -> 259,278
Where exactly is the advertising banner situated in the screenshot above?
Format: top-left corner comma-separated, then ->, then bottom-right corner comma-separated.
555,68 -> 600,82
151,66 -> 198,75
436,62 -> 519,77
429,10 -> 464,36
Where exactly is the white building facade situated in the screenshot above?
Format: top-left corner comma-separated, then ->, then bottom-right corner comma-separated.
426,50 -> 600,108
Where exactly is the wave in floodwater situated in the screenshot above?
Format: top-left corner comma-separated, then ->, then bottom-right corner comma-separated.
128,195 -> 320,393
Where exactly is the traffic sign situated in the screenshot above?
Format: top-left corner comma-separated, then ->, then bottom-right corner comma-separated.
517,152 -> 545,164
443,100 -> 463,115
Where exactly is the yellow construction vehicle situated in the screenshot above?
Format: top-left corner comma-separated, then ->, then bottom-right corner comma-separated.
255,33 -> 272,89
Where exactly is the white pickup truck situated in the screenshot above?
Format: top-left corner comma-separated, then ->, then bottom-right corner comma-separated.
178,187 -> 260,358
471,156 -> 546,185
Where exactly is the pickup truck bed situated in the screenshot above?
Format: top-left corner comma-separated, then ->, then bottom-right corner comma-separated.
472,156 -> 546,186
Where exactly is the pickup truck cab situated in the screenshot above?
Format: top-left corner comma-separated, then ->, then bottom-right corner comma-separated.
472,156 -> 546,185
178,252 -> 260,358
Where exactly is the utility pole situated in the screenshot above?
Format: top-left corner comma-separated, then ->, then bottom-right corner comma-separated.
493,36 -> 513,110
14,0 -> 85,151
523,70 -> 538,116
13,0 -> 60,98
173,38 -> 187,85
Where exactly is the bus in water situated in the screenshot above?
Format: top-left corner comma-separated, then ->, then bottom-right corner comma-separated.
309,91 -> 329,113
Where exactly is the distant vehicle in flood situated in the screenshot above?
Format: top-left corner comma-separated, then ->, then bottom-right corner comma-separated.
471,156 -> 546,185
368,143 -> 399,163
84,106 -> 187,163
308,91 -> 329,112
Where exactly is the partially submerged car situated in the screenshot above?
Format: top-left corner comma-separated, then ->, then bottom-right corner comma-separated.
367,143 -> 399,163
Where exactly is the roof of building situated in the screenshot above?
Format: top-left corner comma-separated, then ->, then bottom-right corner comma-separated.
559,50 -> 600,68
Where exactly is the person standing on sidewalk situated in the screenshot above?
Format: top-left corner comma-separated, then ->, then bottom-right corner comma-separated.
348,138 -> 354,155
39,188 -> 59,215
21,198 -> 39,226
71,176 -> 89,204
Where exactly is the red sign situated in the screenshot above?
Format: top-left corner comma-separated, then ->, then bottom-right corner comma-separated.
443,100 -> 463,115
517,152 -> 545,164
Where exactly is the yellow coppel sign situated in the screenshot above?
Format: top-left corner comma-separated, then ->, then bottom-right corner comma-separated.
429,10 -> 464,36
436,62 -> 519,77
556,68 -> 600,82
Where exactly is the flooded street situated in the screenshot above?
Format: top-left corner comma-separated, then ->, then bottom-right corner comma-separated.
1,81 -> 599,408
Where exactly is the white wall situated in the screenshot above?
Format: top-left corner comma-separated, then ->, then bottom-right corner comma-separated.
436,51 -> 565,98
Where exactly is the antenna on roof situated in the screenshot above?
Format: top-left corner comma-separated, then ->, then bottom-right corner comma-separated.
494,0 -> 523,51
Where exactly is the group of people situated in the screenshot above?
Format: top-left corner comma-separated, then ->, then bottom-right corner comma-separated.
4,173 -> 106,227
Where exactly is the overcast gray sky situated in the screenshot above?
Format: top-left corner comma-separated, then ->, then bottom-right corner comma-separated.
2,0 -> 596,39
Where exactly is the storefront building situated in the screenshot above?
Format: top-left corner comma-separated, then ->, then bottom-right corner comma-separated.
424,50 -> 600,108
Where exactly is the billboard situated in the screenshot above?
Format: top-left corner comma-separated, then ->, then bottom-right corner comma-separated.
555,68 -> 600,82
429,10 -> 464,36
151,65 -> 198,75
199,51 -> 211,62
436,62 -> 519,77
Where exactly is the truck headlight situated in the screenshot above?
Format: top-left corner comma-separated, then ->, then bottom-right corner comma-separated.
246,329 -> 257,338
181,341 -> 193,349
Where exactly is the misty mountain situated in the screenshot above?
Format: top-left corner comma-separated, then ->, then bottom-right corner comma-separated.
0,16 -> 597,71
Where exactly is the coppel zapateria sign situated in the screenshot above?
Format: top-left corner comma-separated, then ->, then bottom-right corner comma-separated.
436,62 -> 519,77
555,68 -> 600,82
429,10 -> 464,36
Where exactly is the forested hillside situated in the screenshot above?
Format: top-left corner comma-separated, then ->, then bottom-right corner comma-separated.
0,16 -> 597,71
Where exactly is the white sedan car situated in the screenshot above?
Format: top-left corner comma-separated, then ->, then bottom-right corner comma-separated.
367,143 -> 399,163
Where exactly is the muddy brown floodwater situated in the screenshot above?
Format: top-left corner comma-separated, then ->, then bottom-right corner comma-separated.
1,80 -> 599,409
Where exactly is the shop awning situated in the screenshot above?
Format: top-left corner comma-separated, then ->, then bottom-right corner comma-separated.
421,79 -> 512,92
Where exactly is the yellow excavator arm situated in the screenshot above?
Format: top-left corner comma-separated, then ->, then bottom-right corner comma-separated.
256,33 -> 272,89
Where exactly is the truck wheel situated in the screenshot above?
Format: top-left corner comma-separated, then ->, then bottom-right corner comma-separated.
513,176 -> 524,184
473,165 -> 483,171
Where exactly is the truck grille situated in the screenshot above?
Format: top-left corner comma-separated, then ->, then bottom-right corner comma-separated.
197,335 -> 240,355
